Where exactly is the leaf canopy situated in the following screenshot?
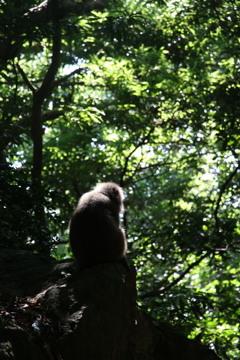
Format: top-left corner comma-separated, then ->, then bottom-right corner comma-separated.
1,0 -> 240,358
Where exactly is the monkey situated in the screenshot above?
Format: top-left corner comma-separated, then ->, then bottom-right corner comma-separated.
69,182 -> 127,269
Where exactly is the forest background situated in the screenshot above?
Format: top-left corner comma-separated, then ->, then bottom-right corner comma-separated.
0,0 -> 240,359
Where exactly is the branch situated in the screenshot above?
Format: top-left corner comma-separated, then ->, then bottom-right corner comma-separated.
120,126 -> 156,185
37,1 -> 61,102
31,0 -> 61,185
25,0 -> 107,17
214,163 -> 240,231
16,63 -> 37,93
140,252 -> 209,299
52,67 -> 84,89
42,109 -> 65,120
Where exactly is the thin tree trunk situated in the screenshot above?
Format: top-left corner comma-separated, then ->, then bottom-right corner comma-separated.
31,0 -> 61,187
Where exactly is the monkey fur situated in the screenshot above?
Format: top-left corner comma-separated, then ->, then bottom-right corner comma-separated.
69,182 -> 127,269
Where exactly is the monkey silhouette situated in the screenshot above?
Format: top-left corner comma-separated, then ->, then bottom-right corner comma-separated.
69,182 -> 127,269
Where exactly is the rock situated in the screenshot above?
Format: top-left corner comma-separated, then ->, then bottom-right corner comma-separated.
0,250 -> 222,360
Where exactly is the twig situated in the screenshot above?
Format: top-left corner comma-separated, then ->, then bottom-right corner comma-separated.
16,63 -> 37,93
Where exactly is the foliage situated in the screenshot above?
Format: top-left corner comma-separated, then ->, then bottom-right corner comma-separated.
0,0 -> 240,358
0,163 -> 55,252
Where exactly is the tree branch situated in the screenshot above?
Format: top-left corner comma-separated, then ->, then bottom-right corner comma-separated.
120,126 -> 156,186
26,0 -> 106,18
31,0 -> 61,185
140,252 -> 209,299
35,0 -> 61,102
52,67 -> 84,88
214,163 -> 240,232
16,63 -> 37,93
